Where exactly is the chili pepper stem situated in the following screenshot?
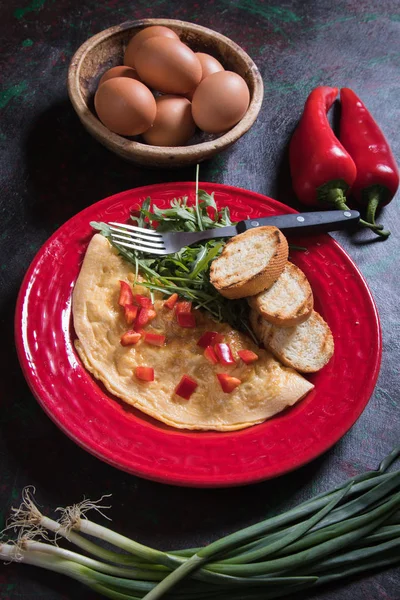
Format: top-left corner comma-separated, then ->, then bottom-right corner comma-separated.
325,188 -> 388,237
365,191 -> 391,238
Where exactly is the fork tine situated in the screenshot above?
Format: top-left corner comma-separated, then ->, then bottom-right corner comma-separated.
109,225 -> 162,243
110,227 -> 163,243
111,232 -> 165,249
113,239 -> 167,255
109,222 -> 161,236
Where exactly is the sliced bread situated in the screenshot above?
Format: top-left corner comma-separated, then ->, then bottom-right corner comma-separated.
248,262 -> 313,327
210,226 -> 288,299
250,308 -> 334,373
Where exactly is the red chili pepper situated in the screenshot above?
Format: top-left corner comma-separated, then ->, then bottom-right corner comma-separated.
339,88 -> 398,238
135,366 -> 154,382
175,375 -> 198,400
133,294 -> 153,308
164,293 -> 178,309
289,86 -> 384,237
143,332 -> 166,346
214,343 -> 236,365
118,281 -> 134,307
124,304 -> 139,325
120,331 -> 142,346
176,312 -> 196,328
238,349 -> 259,364
175,301 -> 192,314
197,331 -> 224,348
217,373 -> 241,393
204,345 -> 219,365
289,87 -> 356,208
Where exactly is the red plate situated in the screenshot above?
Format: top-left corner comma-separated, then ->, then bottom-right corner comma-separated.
15,183 -> 381,487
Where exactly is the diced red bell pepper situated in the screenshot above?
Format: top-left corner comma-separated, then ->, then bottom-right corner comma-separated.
164,293 -> 178,309
124,304 -> 139,325
176,311 -> 196,328
135,366 -> 154,382
147,309 -> 157,321
133,294 -> 153,308
120,331 -> 142,346
175,301 -> 192,314
204,345 -> 218,365
134,308 -> 151,330
197,331 -> 224,348
214,343 -> 236,365
238,349 -> 259,364
143,332 -> 166,347
175,375 -> 198,400
118,281 -> 134,307
217,373 -> 242,393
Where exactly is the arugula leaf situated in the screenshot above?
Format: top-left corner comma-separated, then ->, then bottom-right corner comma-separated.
92,191 -> 256,340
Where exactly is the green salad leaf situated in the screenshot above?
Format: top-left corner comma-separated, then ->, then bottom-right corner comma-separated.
91,190 -> 255,340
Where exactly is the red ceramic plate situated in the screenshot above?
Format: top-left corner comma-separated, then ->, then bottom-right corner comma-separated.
15,183 -> 381,487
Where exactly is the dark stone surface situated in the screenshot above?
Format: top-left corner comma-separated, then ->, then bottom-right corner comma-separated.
0,1 -> 399,599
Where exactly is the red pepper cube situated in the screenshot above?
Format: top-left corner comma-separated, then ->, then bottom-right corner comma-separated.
124,304 -> 139,325
204,345 -> 218,365
238,349 -> 259,364
135,366 -> 154,382
147,309 -> 157,322
175,301 -> 192,314
217,373 -> 242,393
177,311 -> 196,328
134,307 -> 151,331
120,331 -> 142,346
118,281 -> 134,308
133,294 -> 153,308
197,331 -> 224,348
164,293 -> 178,309
143,332 -> 166,347
175,375 -> 198,400
214,343 -> 236,365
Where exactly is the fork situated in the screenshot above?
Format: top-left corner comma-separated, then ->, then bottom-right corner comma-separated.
108,209 -> 360,256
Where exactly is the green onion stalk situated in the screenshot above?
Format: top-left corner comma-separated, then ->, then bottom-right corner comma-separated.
1,449 -> 399,599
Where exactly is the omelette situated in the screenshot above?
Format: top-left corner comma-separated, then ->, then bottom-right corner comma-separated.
72,234 -> 314,431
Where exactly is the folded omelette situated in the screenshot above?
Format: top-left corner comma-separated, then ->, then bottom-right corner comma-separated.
72,234 -> 314,431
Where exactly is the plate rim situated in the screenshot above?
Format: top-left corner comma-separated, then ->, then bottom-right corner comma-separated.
15,182 -> 382,487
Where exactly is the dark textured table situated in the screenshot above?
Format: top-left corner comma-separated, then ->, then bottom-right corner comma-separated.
1,1 -> 399,599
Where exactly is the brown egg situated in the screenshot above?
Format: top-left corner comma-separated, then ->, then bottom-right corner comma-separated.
191,71 -> 250,134
196,52 -> 224,80
98,66 -> 140,87
142,95 -> 196,146
124,26 -> 179,68
134,37 -> 202,95
94,77 -> 156,136
186,53 -> 225,100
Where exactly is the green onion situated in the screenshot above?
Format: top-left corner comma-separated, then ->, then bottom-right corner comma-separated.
1,449 -> 399,600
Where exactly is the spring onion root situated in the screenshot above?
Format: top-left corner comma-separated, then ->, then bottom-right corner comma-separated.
1,448 -> 399,600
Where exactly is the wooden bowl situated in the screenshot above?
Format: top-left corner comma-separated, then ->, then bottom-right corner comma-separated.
67,19 -> 264,168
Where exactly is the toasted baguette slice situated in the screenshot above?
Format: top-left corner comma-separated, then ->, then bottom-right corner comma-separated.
250,309 -> 334,373
210,226 -> 288,299
248,262 -> 313,327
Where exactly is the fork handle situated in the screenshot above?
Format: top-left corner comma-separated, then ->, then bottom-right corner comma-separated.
237,209 -> 360,235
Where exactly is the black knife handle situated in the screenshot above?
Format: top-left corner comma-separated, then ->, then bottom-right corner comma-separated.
237,210 -> 360,235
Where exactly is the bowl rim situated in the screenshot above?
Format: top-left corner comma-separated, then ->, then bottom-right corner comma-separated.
67,18 -> 264,157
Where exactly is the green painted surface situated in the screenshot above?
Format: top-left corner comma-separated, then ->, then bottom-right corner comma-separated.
14,0 -> 47,20
0,81 -> 28,109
